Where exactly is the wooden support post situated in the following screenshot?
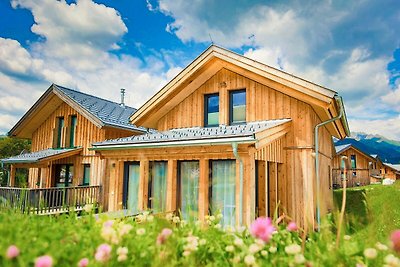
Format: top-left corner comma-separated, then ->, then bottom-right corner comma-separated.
198,159 -> 209,222
108,160 -> 117,211
139,160 -> 149,211
249,154 -> 256,222
9,165 -> 15,187
116,161 -> 124,210
166,160 -> 177,212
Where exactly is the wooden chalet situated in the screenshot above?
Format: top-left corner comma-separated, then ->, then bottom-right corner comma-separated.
381,163 -> 400,180
0,84 -> 145,213
92,45 -> 350,228
332,144 -> 386,187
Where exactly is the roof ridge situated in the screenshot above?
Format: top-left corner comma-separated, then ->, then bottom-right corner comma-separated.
54,84 -> 137,111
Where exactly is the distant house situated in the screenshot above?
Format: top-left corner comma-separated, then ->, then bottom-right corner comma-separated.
91,45 -> 350,228
381,163 -> 400,180
332,144 -> 379,187
1,84 -> 144,212
332,144 -> 399,187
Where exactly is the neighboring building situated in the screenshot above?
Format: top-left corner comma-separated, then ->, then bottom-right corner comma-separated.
381,163 -> 400,180
1,84 -> 145,211
92,45 -> 350,228
332,144 -> 378,187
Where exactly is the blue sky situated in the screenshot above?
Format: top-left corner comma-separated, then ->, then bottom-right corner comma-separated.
0,0 -> 399,139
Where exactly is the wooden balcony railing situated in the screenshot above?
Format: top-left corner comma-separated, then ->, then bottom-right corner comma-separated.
332,169 -> 374,188
0,186 -> 101,214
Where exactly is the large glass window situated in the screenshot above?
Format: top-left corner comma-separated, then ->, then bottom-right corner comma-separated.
55,164 -> 73,187
209,160 -> 236,226
69,115 -> 77,147
350,155 -> 356,169
123,162 -> 140,213
56,117 -> 64,148
82,164 -> 90,186
204,94 -> 219,126
229,90 -> 246,124
148,161 -> 168,212
178,161 -> 199,221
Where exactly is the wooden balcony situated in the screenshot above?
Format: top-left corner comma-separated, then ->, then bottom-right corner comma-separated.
0,185 -> 101,215
332,169 -> 372,188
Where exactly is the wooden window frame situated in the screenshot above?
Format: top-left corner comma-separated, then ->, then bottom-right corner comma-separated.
69,115 -> 77,148
82,164 -> 90,186
208,159 -> 236,215
123,161 -> 140,209
229,89 -> 246,125
176,160 -> 199,214
350,154 -> 356,169
204,93 -> 220,127
56,117 -> 64,149
147,161 -> 168,210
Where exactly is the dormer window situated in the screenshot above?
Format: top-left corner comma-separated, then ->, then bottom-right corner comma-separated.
204,93 -> 219,126
229,90 -> 246,125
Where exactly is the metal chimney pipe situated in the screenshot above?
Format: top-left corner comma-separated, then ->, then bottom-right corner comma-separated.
120,88 -> 126,107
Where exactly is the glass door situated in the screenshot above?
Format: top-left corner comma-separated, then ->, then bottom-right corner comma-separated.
178,161 -> 199,221
55,164 -> 73,187
123,162 -> 140,213
210,160 -> 236,226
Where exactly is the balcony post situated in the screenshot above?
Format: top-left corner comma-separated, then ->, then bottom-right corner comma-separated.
9,165 -> 15,187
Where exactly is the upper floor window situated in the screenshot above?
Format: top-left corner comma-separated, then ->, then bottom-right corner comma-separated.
229,90 -> 246,125
350,155 -> 356,169
69,115 -> 77,147
56,117 -> 64,148
204,93 -> 219,126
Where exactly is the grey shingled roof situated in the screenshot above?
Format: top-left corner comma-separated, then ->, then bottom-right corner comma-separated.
55,85 -> 145,132
335,144 -> 352,154
93,119 -> 291,147
1,148 -> 80,164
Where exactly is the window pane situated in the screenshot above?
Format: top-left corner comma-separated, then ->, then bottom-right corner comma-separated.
57,117 -> 64,148
127,164 -> 140,213
206,94 -> 219,126
231,91 -> 246,123
211,160 -> 236,226
351,155 -> 356,169
83,164 -> 90,185
69,115 -> 77,148
149,161 -> 168,212
179,161 -> 199,221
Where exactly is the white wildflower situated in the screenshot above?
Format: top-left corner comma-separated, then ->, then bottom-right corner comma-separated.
269,246 -> 277,253
376,242 -> 388,251
244,254 -> 256,266
234,238 -> 244,247
249,244 -> 261,254
261,250 -> 268,257
285,244 -> 301,255
172,216 -> 180,223
384,254 -> 400,265
294,254 -> 306,264
364,248 -> 377,259
199,239 -> 207,246
225,245 -> 235,252
165,213 -> 173,221
344,235 -> 351,241
83,204 -> 93,213
136,228 -> 146,236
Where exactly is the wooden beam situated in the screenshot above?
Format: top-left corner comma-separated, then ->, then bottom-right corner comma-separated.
198,158 -> 209,222
166,160 -> 177,212
9,165 -> 15,187
139,160 -> 149,210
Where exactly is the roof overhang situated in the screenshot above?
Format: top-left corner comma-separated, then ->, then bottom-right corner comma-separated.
335,144 -> 376,162
92,119 -> 291,152
8,84 -> 144,139
1,147 -> 82,165
129,45 -> 349,139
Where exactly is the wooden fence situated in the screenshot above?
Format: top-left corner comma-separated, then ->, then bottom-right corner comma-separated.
0,186 -> 101,214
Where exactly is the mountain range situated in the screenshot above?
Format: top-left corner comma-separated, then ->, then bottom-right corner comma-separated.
334,132 -> 400,164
